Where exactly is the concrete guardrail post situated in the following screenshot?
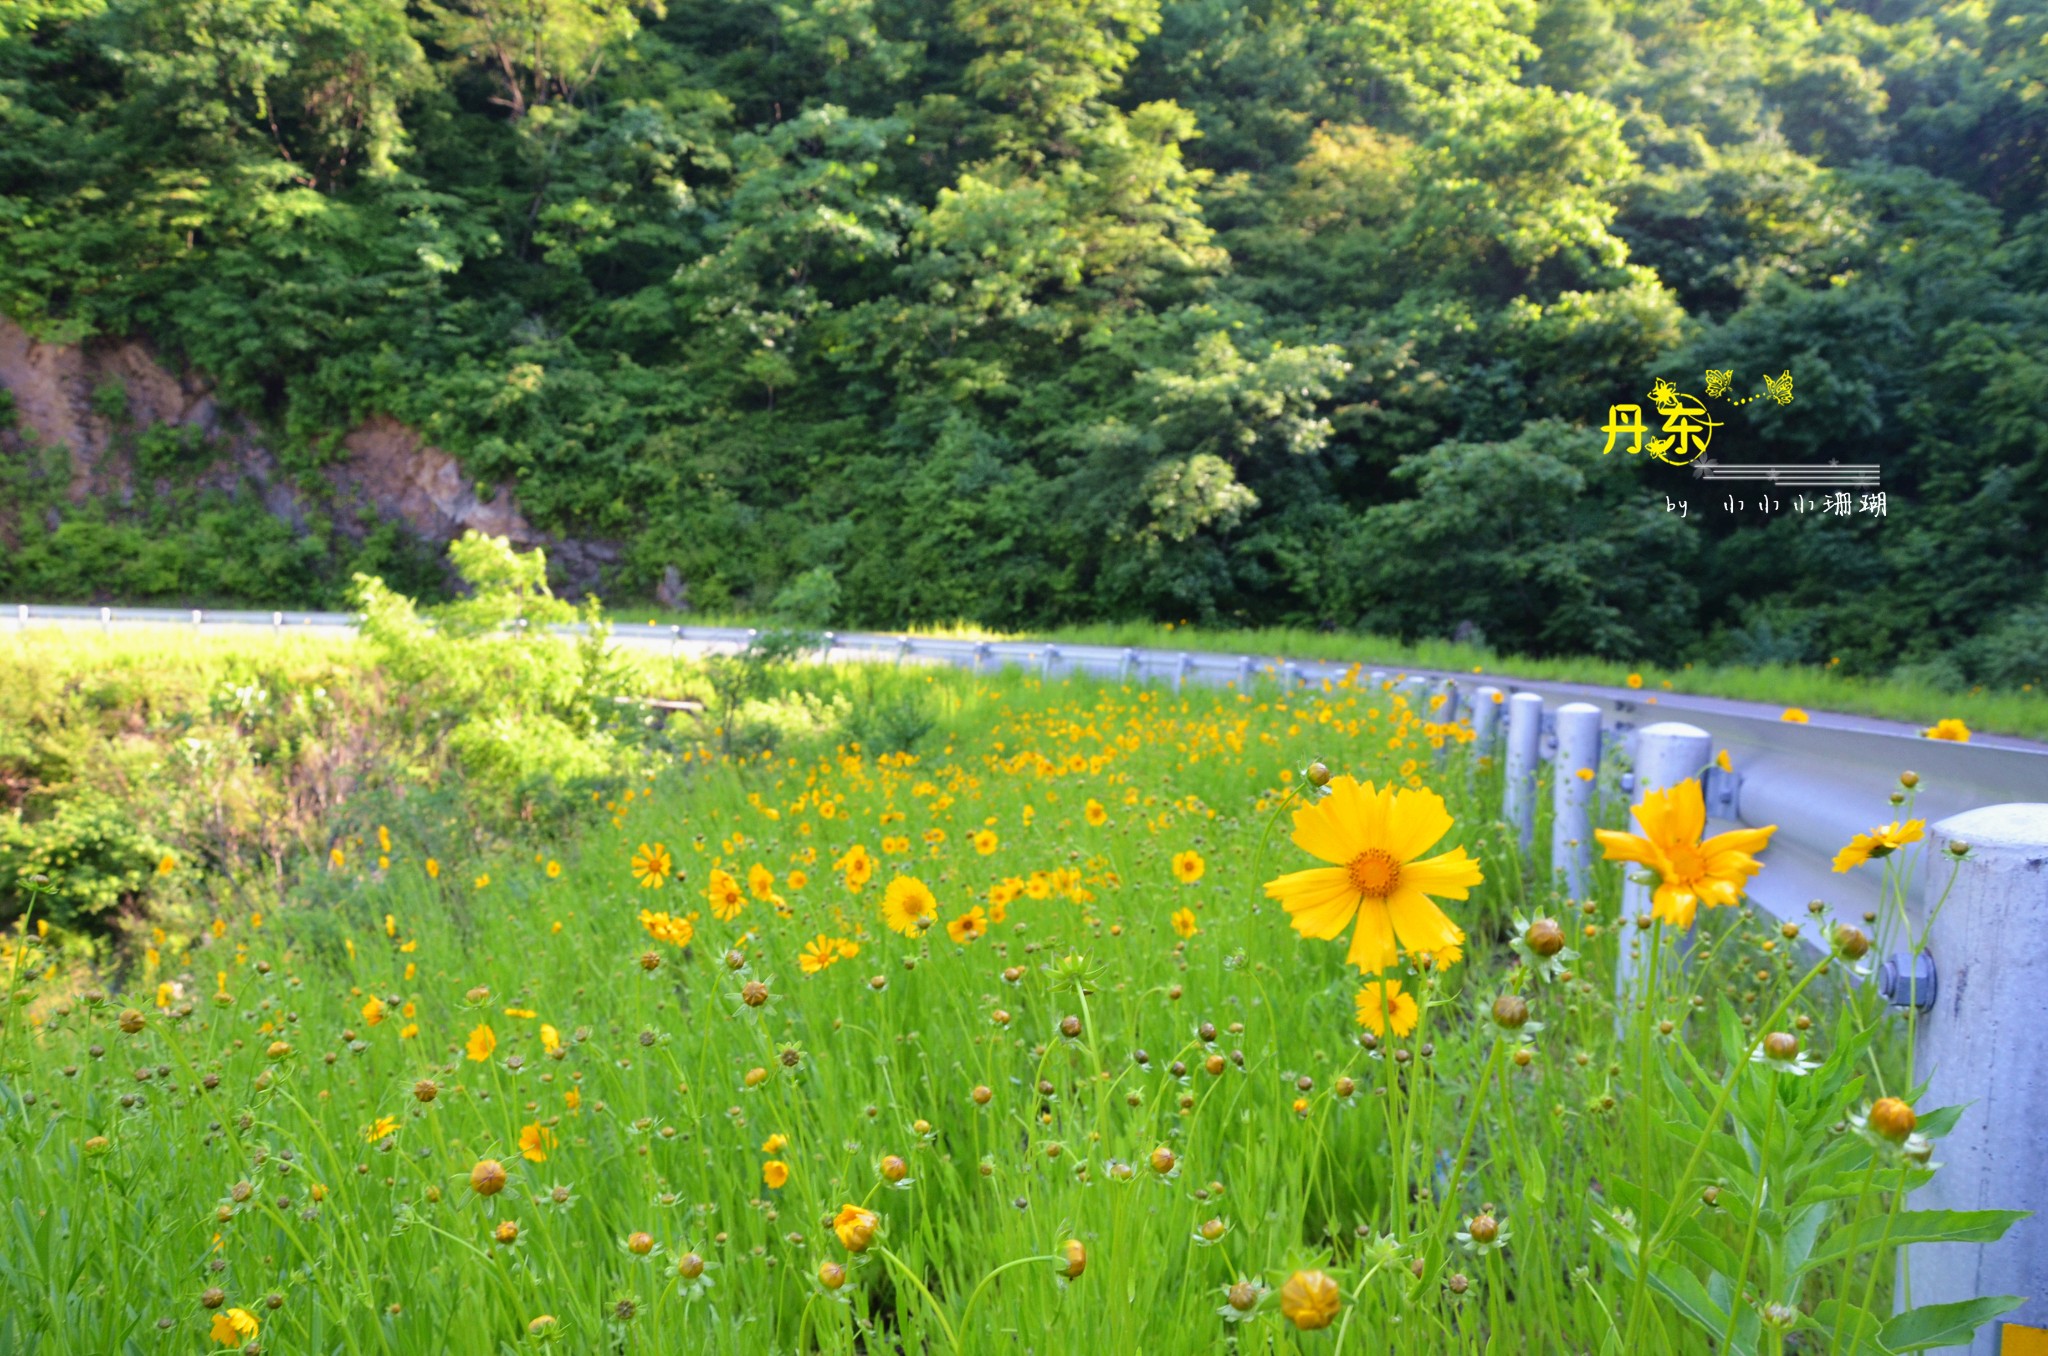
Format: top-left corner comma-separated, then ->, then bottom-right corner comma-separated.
1551,702 -> 1603,898
1614,721 -> 1713,989
1174,652 -> 1192,695
1432,678 -> 1459,725
1236,656 -> 1254,689
895,636 -> 911,667
100,606 -> 111,635
1901,804 -> 2048,1353
272,610 -> 283,639
974,642 -> 990,677
1041,645 -> 1058,682
1282,661 -> 1300,690
1503,693 -> 1544,849
192,609 -> 203,631
1368,669 -> 1388,690
1472,686 -> 1503,755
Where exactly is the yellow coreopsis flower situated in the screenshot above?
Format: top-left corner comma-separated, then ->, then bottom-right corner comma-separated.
1171,850 -> 1205,884
540,1023 -> 561,1053
466,1023 -> 497,1062
972,829 -> 999,856
519,1123 -> 554,1162
425,857 -> 440,879
763,1159 -> 789,1189
1171,907 -> 1198,939
1922,718 -> 1971,742
210,1308 -> 259,1347
832,1204 -> 879,1252
1781,708 -> 1810,724
156,853 -> 176,876
1595,779 -> 1775,929
881,876 -> 937,935
1354,977 -> 1419,1037
1833,819 -> 1925,873
747,863 -> 777,899
632,842 -> 673,889
1262,777 -> 1481,973
798,934 -> 851,974
945,906 -> 988,944
364,1114 -> 400,1143
706,868 -> 746,921
1084,798 -> 1108,826
361,996 -> 385,1026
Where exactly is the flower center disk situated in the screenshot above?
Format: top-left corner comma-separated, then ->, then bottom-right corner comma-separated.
1347,848 -> 1402,898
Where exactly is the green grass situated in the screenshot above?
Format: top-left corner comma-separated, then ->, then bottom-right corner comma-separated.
0,662 -> 2006,1353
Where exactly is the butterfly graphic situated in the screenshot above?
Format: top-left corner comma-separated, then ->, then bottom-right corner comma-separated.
1763,370 -> 1794,406
1704,369 -> 1733,398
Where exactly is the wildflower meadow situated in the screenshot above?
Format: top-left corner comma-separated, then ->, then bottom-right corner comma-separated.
0,637 -> 2021,1355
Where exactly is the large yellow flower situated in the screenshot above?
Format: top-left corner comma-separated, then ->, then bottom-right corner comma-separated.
1262,777 -> 1482,973
881,876 -> 937,935
631,842 -> 672,889
1833,819 -> 1924,873
1595,779 -> 1774,929
706,868 -> 746,921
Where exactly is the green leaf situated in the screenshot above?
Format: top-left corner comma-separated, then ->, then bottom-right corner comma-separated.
1878,1296 -> 2025,1351
1807,1210 -> 2030,1267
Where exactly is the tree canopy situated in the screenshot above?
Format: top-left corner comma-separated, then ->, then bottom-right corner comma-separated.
1,0 -> 2043,683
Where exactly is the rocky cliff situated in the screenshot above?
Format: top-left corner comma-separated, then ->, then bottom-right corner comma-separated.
0,318 -> 618,593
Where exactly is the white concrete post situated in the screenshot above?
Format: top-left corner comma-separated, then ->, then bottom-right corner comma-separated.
1472,687 -> 1504,754
1550,703 -> 1603,899
1118,648 -> 1135,682
1615,722 -> 1713,989
100,605 -> 111,635
272,610 -> 283,639
1903,804 -> 2048,1353
16,603 -> 25,631
1368,669 -> 1389,691
895,636 -> 911,667
1173,652 -> 1192,695
974,642 -> 990,677
1041,645 -> 1058,682
1432,678 -> 1459,725
192,609 -> 203,632
1503,693 -> 1544,849
1236,656 -> 1254,689
1281,661 -> 1300,690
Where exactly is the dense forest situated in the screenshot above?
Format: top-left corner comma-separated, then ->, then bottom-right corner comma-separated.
0,0 -> 2044,682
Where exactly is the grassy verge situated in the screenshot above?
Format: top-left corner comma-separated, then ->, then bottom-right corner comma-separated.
0,658 -> 2005,1352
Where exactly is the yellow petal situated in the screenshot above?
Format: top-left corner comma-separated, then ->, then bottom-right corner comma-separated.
1384,785 -> 1454,862
1288,793 -> 1360,866
1401,848 -> 1483,900
1595,829 -> 1661,867
1383,888 -> 1461,956
1700,825 -> 1774,859
1345,901 -> 1401,973
1265,867 -> 1358,940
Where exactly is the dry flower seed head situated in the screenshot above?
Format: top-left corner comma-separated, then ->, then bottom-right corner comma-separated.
1658,1020 -> 1674,1035
971,1084 -> 992,1105
1869,1096 -> 1917,1141
639,952 -> 662,972
1205,1054 -> 1226,1076
868,974 -> 886,989
465,987 -> 489,1004
1335,1076 -> 1355,1098
118,1009 -> 145,1034
1060,1239 -> 1086,1278
1198,1021 -> 1217,1043
1702,1185 -> 1721,1207
1056,1013 -> 1083,1039
741,982 -> 769,1008
676,1252 -> 705,1279
1949,840 -> 1970,857
1763,1031 -> 1799,1060
1149,1146 -> 1177,1175
1526,919 -> 1566,956
1512,1048 -> 1533,1067
1448,1273 -> 1470,1295
1198,1217 -> 1226,1241
1807,899 -> 1827,915
1900,770 -> 1919,788
1779,921 -> 1800,940
881,1155 -> 908,1183
470,1160 -> 508,1197
1278,1269 -> 1341,1330
201,1287 -> 226,1310
1227,1281 -> 1260,1312
912,1119 -> 931,1136
1002,966 -> 1024,984
627,1231 -> 654,1255
1834,925 -> 1871,960
1467,1213 -> 1499,1244
1794,1014 -> 1812,1031
1635,912 -> 1654,930
724,950 -> 746,970
818,1261 -> 847,1290
1491,995 -> 1529,1030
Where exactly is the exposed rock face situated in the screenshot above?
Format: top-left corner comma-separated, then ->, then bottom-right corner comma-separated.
0,317 -> 618,593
